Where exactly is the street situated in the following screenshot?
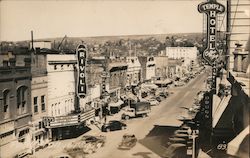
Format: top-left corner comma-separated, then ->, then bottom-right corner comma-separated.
34,71 -> 209,158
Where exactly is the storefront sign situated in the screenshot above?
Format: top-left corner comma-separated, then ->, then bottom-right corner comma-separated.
50,115 -> 79,128
76,44 -> 87,98
198,0 -> 225,65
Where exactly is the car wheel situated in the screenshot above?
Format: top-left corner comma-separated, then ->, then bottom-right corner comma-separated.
106,128 -> 110,132
121,126 -> 126,130
125,115 -> 129,120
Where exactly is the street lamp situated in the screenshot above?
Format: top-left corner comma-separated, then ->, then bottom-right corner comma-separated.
187,129 -> 199,158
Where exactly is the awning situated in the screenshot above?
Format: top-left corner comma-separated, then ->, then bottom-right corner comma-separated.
154,79 -> 172,85
141,83 -> 158,89
33,129 -> 45,137
109,100 -> 124,107
126,93 -> 138,101
227,125 -> 249,156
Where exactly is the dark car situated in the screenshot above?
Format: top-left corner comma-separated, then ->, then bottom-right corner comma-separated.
101,120 -> 127,132
81,135 -> 106,148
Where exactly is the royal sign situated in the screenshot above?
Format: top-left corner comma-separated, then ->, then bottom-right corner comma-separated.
198,0 -> 225,65
76,44 -> 87,98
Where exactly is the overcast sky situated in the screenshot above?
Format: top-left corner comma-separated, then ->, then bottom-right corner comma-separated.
0,0 -> 204,41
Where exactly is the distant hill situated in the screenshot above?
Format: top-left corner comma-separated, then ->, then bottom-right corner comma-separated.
33,33 -> 203,44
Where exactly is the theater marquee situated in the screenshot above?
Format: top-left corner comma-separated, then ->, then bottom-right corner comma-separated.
198,0 -> 225,65
76,44 -> 87,98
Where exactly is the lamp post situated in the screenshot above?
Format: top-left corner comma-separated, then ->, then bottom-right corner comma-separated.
187,128 -> 199,158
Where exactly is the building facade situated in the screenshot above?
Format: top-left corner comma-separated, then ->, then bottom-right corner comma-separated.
138,56 -> 156,82
30,50 -> 49,150
154,56 -> 169,79
165,47 -> 198,60
228,0 -> 250,70
106,57 -> 127,113
47,54 -> 77,117
125,56 -> 141,87
0,52 -> 32,158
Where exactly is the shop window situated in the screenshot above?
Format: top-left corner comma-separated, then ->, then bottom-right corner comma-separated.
41,95 -> 46,111
34,96 -> 38,113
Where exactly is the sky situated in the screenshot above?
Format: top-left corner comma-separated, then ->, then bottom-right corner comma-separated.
0,0 -> 204,41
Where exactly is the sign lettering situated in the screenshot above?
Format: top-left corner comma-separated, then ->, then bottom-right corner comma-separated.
198,0 -> 225,65
76,44 -> 87,98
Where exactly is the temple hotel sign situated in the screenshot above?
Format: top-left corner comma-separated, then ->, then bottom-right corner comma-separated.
198,0 -> 225,65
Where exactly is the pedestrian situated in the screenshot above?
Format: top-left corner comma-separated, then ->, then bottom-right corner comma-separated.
104,116 -> 107,123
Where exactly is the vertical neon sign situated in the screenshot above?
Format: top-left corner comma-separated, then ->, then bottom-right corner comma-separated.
198,0 -> 225,65
76,44 -> 87,98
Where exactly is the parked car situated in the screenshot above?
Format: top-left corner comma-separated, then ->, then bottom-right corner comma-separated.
174,81 -> 185,87
101,120 -> 127,132
152,96 -> 162,102
81,135 -> 106,148
118,134 -> 137,150
49,153 -> 73,158
148,99 -> 159,106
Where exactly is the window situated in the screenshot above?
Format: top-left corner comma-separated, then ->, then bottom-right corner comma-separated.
34,97 -> 38,113
17,86 -> 28,114
3,90 -> 10,113
41,95 -> 45,111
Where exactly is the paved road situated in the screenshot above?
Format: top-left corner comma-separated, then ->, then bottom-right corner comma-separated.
88,71 -> 209,158
34,71 -> 209,158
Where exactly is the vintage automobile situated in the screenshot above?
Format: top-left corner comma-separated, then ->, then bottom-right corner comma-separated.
49,152 -> 74,158
64,135 -> 106,155
118,134 -> 137,150
81,135 -> 106,148
101,120 -> 127,132
147,98 -> 160,106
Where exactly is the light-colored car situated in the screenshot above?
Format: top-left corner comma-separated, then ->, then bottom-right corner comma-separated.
49,153 -> 73,158
147,99 -> 159,106
118,134 -> 137,150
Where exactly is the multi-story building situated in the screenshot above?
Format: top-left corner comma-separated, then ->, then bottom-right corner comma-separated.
30,49 -> 49,150
0,51 -> 32,158
107,57 -> 127,113
47,54 -> 77,117
125,56 -> 141,87
154,56 -> 169,79
138,56 -> 156,82
228,0 -> 250,70
165,47 -> 198,60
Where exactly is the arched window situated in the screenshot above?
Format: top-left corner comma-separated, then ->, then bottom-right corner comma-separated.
17,86 -> 28,114
3,89 -> 10,119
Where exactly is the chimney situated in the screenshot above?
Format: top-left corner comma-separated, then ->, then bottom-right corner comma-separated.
31,31 -> 34,51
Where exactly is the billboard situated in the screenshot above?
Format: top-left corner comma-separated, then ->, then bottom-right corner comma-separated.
198,0 -> 225,65
76,44 -> 87,98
